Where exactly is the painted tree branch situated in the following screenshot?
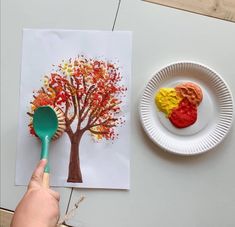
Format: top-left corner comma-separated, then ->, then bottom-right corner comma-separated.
90,118 -> 118,128
88,103 -> 119,127
80,85 -> 96,116
27,112 -> 34,117
89,129 -> 110,135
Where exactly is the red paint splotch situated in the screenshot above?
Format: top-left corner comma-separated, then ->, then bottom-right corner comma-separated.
169,98 -> 197,128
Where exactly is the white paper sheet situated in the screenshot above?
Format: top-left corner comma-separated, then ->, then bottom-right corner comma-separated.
16,29 -> 132,189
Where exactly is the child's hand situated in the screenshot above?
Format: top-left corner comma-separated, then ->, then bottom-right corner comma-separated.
11,159 -> 60,227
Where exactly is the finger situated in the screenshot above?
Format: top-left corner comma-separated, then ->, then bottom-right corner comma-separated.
29,159 -> 47,186
48,189 -> 60,201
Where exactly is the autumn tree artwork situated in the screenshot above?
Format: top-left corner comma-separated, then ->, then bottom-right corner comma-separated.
28,57 -> 127,183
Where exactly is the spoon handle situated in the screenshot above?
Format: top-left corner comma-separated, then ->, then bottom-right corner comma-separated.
42,172 -> 50,188
40,136 -> 50,173
40,136 -> 50,188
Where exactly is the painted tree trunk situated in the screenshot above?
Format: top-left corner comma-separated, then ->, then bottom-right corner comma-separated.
67,134 -> 83,183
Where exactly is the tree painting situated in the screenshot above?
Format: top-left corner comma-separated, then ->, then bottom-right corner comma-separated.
28,56 -> 127,183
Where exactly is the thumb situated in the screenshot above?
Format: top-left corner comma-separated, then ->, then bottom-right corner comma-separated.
29,159 -> 47,187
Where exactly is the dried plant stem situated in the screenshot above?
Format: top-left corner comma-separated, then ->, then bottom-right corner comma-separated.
57,196 -> 85,226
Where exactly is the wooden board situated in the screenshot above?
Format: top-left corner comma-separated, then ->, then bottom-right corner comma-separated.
0,209 -> 13,227
144,0 -> 235,22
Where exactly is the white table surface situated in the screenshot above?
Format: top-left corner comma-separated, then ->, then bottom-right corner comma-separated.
1,0 -> 235,227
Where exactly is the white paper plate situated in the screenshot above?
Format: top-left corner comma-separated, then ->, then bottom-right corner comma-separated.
140,62 -> 234,155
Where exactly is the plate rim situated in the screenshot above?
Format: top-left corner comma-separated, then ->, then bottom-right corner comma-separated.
139,61 -> 234,155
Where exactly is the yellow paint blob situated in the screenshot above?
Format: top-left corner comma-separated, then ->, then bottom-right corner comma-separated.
155,88 -> 182,116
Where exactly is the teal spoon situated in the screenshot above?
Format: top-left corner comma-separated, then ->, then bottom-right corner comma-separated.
33,106 -> 58,187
